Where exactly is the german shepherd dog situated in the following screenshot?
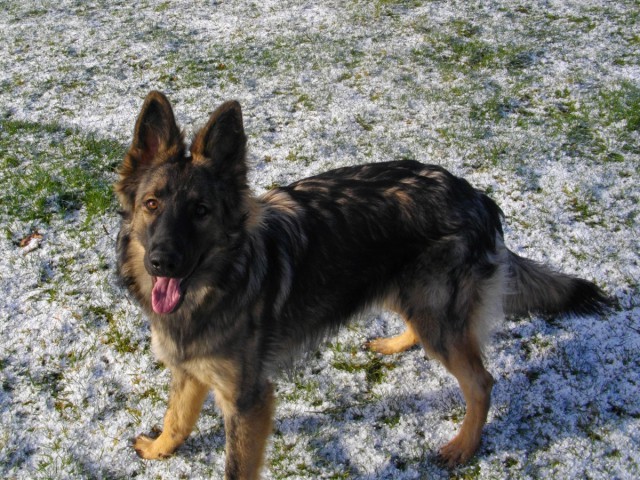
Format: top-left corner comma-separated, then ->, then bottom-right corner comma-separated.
115,91 -> 609,478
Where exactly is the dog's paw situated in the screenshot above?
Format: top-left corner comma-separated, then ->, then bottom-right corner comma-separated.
437,434 -> 478,468
366,337 -> 399,355
134,434 -> 173,460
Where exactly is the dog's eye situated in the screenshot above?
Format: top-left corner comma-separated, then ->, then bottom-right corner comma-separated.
145,199 -> 159,211
195,204 -> 209,218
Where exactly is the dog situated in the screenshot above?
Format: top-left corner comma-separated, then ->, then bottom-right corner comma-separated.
114,91 -> 609,479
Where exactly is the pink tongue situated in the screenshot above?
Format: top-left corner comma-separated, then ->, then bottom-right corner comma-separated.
151,277 -> 182,314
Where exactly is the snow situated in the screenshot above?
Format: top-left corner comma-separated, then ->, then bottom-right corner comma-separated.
1,0 -> 639,478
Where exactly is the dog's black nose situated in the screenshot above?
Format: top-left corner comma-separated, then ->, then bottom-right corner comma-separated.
148,250 -> 183,277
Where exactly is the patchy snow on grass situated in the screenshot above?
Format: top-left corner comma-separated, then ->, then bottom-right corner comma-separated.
1,0 -> 639,478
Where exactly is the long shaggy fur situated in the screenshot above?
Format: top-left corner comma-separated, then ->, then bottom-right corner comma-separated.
115,91 -> 610,479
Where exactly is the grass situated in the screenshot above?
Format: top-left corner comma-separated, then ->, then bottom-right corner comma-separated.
600,81 -> 640,134
332,355 -> 396,386
0,120 -> 122,231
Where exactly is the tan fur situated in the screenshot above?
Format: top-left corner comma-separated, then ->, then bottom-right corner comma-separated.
436,335 -> 494,466
185,357 -> 273,480
137,347 -> 274,479
243,197 -> 266,231
120,237 -> 153,299
261,189 -> 302,215
134,369 -> 209,459
367,322 -> 420,355
215,383 -> 275,480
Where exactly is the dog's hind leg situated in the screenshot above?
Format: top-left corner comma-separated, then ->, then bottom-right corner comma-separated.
434,333 -> 494,467
367,320 -> 420,355
369,312 -> 493,465
134,368 -> 209,459
398,279 -> 497,466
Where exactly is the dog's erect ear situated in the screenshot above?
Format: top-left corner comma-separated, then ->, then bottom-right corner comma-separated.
115,91 -> 184,211
128,91 -> 184,169
190,100 -> 247,184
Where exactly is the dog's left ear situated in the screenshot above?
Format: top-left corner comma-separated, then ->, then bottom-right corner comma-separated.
191,100 -> 248,185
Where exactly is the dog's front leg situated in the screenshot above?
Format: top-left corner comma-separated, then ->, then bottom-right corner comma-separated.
135,368 -> 209,459
215,382 -> 275,480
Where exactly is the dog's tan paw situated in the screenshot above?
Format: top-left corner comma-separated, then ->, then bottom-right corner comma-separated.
366,337 -> 398,355
437,434 -> 479,468
134,434 -> 173,460
366,327 -> 419,355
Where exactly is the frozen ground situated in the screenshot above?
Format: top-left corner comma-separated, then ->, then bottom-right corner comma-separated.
0,1 -> 639,478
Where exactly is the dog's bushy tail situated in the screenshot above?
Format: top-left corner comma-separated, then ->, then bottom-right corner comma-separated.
504,250 -> 611,317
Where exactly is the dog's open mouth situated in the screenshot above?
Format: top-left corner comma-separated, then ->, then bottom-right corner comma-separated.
151,277 -> 183,314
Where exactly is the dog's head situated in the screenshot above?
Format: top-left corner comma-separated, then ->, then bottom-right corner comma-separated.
115,91 -> 252,314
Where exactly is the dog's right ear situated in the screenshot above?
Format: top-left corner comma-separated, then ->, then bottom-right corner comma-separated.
115,91 -> 185,211
126,91 -> 184,170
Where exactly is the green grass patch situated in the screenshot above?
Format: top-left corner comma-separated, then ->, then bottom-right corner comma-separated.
332,355 -> 395,385
0,119 -> 122,227
355,114 -> 375,132
600,81 -> 640,133
87,305 -> 141,355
